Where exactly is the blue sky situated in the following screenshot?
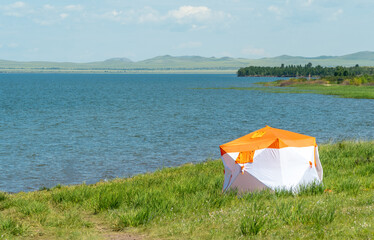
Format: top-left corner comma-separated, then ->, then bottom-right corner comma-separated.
0,0 -> 373,62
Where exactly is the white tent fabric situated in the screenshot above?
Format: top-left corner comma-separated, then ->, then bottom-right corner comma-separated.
222,146 -> 323,192
220,126 -> 323,193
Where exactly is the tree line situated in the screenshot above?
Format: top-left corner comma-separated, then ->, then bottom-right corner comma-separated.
237,63 -> 374,77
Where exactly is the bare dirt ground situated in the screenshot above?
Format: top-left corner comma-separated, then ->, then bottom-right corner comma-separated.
102,233 -> 145,240
87,214 -> 146,240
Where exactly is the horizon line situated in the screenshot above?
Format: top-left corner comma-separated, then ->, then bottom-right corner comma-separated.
1,50 -> 373,64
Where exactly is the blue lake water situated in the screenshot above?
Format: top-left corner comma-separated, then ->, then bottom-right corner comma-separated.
0,74 -> 373,192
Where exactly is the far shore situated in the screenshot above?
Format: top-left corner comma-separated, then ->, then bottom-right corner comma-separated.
0,69 -> 237,74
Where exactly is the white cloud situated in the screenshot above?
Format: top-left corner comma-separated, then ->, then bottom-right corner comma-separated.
268,5 -> 282,15
168,5 -> 230,24
138,13 -> 160,23
8,43 -> 19,48
169,6 -> 211,21
101,8 -> 158,24
138,7 -> 162,23
1,3 -> 231,30
0,42 -> 18,48
98,5 -> 230,28
1,1 -> 29,17
190,24 -> 207,31
28,47 -> 39,53
304,0 -> 314,7
241,47 -> 266,57
65,5 -> 83,11
9,2 -> 25,8
43,4 -> 54,10
4,11 -> 20,17
329,8 -> 343,21
100,9 -> 127,23
111,10 -> 122,17
30,4 -> 84,25
33,19 -> 54,26
60,13 -> 68,19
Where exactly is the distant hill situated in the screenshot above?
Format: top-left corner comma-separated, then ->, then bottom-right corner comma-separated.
134,55 -> 251,69
337,51 -> 374,60
1,51 -> 374,73
104,57 -> 133,63
256,51 -> 374,67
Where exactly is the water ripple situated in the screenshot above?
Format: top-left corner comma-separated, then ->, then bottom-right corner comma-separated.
0,74 -> 373,192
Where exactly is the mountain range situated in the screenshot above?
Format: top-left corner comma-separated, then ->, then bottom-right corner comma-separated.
1,51 -> 374,73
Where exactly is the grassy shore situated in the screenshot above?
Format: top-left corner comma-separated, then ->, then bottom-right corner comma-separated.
196,82 -> 374,99
1,141 -> 373,239
251,78 -> 374,99
218,84 -> 374,99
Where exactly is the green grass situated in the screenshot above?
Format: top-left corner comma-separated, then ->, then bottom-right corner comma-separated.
206,84 -> 374,99
0,141 -> 373,239
271,83 -> 374,99
253,78 -> 374,99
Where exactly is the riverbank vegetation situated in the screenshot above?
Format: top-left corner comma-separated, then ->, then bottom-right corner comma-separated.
237,63 -> 374,77
231,66 -> 374,99
250,74 -> 374,99
200,83 -> 374,99
1,141 -> 373,239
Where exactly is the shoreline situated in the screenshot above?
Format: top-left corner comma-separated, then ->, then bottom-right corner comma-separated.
205,82 -> 374,99
2,139 -> 372,194
0,69 -> 236,74
1,141 -> 373,239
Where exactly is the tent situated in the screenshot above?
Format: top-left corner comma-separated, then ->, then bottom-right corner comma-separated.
220,126 -> 323,193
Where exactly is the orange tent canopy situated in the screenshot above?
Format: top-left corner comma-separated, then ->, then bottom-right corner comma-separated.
220,126 -> 316,156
